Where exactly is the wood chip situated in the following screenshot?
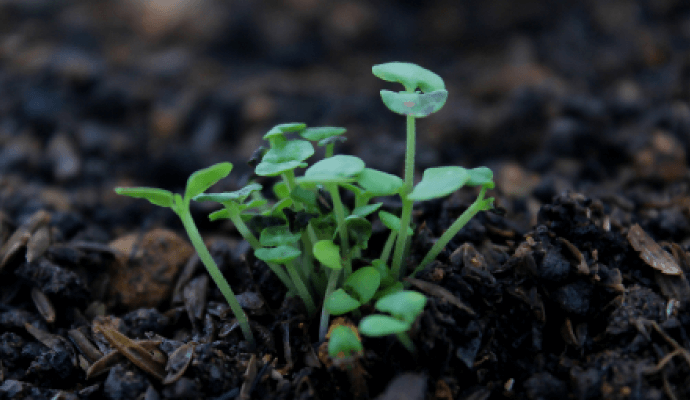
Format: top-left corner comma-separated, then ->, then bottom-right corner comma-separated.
627,224 -> 682,275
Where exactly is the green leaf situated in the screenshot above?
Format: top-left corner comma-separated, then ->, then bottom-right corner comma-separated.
372,62 -> 445,92
193,183 -> 262,204
240,198 -> 268,212
328,326 -> 363,359
184,162 -> 233,201
254,246 -> 301,264
114,187 -> 174,208
408,166 -> 470,201
273,181 -> 289,199
325,289 -> 361,315
300,126 -> 346,141
209,208 -> 230,221
359,315 -> 409,336
372,281 -> 403,301
259,225 -> 301,247
290,186 -> 318,208
351,203 -> 383,218
344,216 -> 372,250
298,155 -> 365,184
466,167 -> 494,187
344,267 -> 380,304
313,240 -> 342,270
378,211 -> 413,236
375,291 -> 427,324
255,160 -> 307,177
263,122 -> 307,140
380,90 -> 448,118
269,198 -> 293,218
356,168 -> 404,196
318,136 -> 346,147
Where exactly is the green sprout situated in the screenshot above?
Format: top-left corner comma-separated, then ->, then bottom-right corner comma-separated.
328,325 -> 363,362
115,163 -> 255,349
359,290 -> 427,353
325,266 -> 380,317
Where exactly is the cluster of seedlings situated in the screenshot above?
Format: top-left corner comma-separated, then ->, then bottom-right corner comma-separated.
116,62 -> 495,362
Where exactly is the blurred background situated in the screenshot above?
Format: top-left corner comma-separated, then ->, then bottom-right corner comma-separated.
1,0 -> 689,229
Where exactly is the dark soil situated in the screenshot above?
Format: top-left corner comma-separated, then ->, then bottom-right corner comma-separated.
2,1 -> 690,399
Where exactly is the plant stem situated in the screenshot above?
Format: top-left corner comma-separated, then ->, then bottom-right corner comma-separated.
391,115 -> 416,280
178,208 -> 255,349
408,187 -> 489,279
327,183 -> 351,279
285,259 -> 316,316
379,230 -> 397,265
226,206 -> 297,294
319,268 -> 341,342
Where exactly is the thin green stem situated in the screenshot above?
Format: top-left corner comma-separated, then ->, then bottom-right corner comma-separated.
395,332 -> 415,353
327,183 -> 351,278
285,259 -> 316,316
178,208 -> 255,349
379,230 -> 397,265
391,115 -> 417,280
408,187 -> 489,279
325,143 -> 334,158
319,268 -> 342,342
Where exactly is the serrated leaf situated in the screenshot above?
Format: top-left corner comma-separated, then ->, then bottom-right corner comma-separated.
375,291 -> 427,324
313,240 -> 341,270
380,90 -> 448,118
408,166 -> 470,201
356,168 -> 404,196
184,162 -> 233,201
114,187 -> 174,208
325,289 -> 361,315
344,267 -> 380,304
359,315 -> 409,336
254,245 -> 301,264
372,62 -> 445,92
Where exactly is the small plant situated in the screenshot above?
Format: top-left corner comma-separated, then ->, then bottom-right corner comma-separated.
359,290 -> 427,352
115,163 -> 256,349
115,62 -> 495,356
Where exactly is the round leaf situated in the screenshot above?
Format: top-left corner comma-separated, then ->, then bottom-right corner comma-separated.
372,62 -> 445,92
313,240 -> 342,270
263,122 -> 307,140
325,289 -> 361,315
407,166 -> 470,201
184,162 -> 233,201
466,166 -> 494,188
351,203 -> 383,218
359,315 -> 409,337
380,90 -> 448,118
254,246 -> 301,264
344,267 -> 380,304
260,225 -> 301,247
328,326 -> 363,359
378,211 -> 413,236
356,168 -> 404,196
300,155 -> 365,184
255,160 -> 307,177
375,291 -> 427,324
300,126 -> 346,141
114,187 -> 174,208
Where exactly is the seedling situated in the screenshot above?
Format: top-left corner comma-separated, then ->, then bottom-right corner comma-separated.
115,163 -> 255,349
359,290 -> 427,353
328,325 -> 363,362
325,266 -> 380,316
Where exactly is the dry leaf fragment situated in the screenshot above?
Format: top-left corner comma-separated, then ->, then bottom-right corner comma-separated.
627,224 -> 681,275
93,322 -> 166,380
